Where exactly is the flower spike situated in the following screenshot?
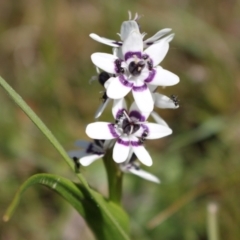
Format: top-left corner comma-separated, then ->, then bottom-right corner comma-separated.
69,12 -> 180,183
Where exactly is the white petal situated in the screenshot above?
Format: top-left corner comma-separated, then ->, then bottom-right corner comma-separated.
144,28 -> 172,46
153,93 -> 179,109
80,154 -> 104,166
112,47 -> 124,59
122,30 -> 143,60
86,122 -> 119,139
129,101 -> 150,121
91,53 -> 117,74
150,111 -> 169,127
114,47 -> 124,59
148,66 -> 180,86
90,33 -> 121,47
148,84 -> 158,92
158,33 -> 175,43
126,148 -> 134,162
112,47 -> 118,56
132,84 -> 154,112
95,98 -> 111,119
107,76 -> 132,99
144,38 -> 169,66
112,98 -> 127,119
132,144 -> 153,166
104,77 -> 114,89
145,123 -> 172,139
113,138 -> 130,163
120,20 -> 140,41
133,126 -> 146,138
128,168 -> 160,183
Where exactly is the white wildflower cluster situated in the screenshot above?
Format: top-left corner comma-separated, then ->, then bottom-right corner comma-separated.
69,13 -> 179,183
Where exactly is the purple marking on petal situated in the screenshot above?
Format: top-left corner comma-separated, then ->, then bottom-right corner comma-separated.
86,143 -> 105,155
145,42 -> 153,46
108,124 -> 119,138
114,59 -> 123,74
124,51 -> 142,61
141,124 -> 149,133
119,75 -> 133,88
129,110 -> 145,122
116,109 -> 127,119
142,53 -> 149,60
86,143 -> 93,154
117,138 -> 130,146
144,69 -> 156,83
113,41 -> 123,46
147,59 -> 154,70
132,83 -> 147,92
131,140 -> 141,146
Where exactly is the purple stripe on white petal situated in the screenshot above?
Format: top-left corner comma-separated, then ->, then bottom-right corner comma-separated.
113,41 -> 123,46
147,59 -> 154,70
119,75 -> 133,88
146,42 -> 153,46
132,83 -> 147,92
142,53 -> 149,59
129,110 -> 145,122
131,140 -> 141,147
86,143 -> 105,155
116,109 -> 126,119
141,124 -> 149,133
114,59 -> 123,73
144,69 -> 156,83
108,124 -> 119,138
124,51 -> 142,61
117,138 -> 130,146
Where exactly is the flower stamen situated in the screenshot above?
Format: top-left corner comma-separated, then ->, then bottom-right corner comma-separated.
128,61 -> 145,76
115,110 -> 141,135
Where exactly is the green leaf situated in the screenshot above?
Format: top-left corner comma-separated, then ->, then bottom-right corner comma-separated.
0,76 -> 130,239
3,173 -> 130,240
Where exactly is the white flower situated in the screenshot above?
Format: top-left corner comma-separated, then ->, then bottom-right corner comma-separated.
91,29 -> 179,112
68,140 -> 106,166
68,139 -> 160,183
90,15 -> 173,49
94,72 -> 179,118
95,93 -> 178,119
86,99 -> 172,166
120,152 -> 160,183
95,77 -> 178,118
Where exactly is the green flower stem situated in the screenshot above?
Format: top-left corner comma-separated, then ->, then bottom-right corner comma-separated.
103,149 -> 123,205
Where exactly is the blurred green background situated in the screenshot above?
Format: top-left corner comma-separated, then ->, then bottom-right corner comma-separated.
0,0 -> 240,239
